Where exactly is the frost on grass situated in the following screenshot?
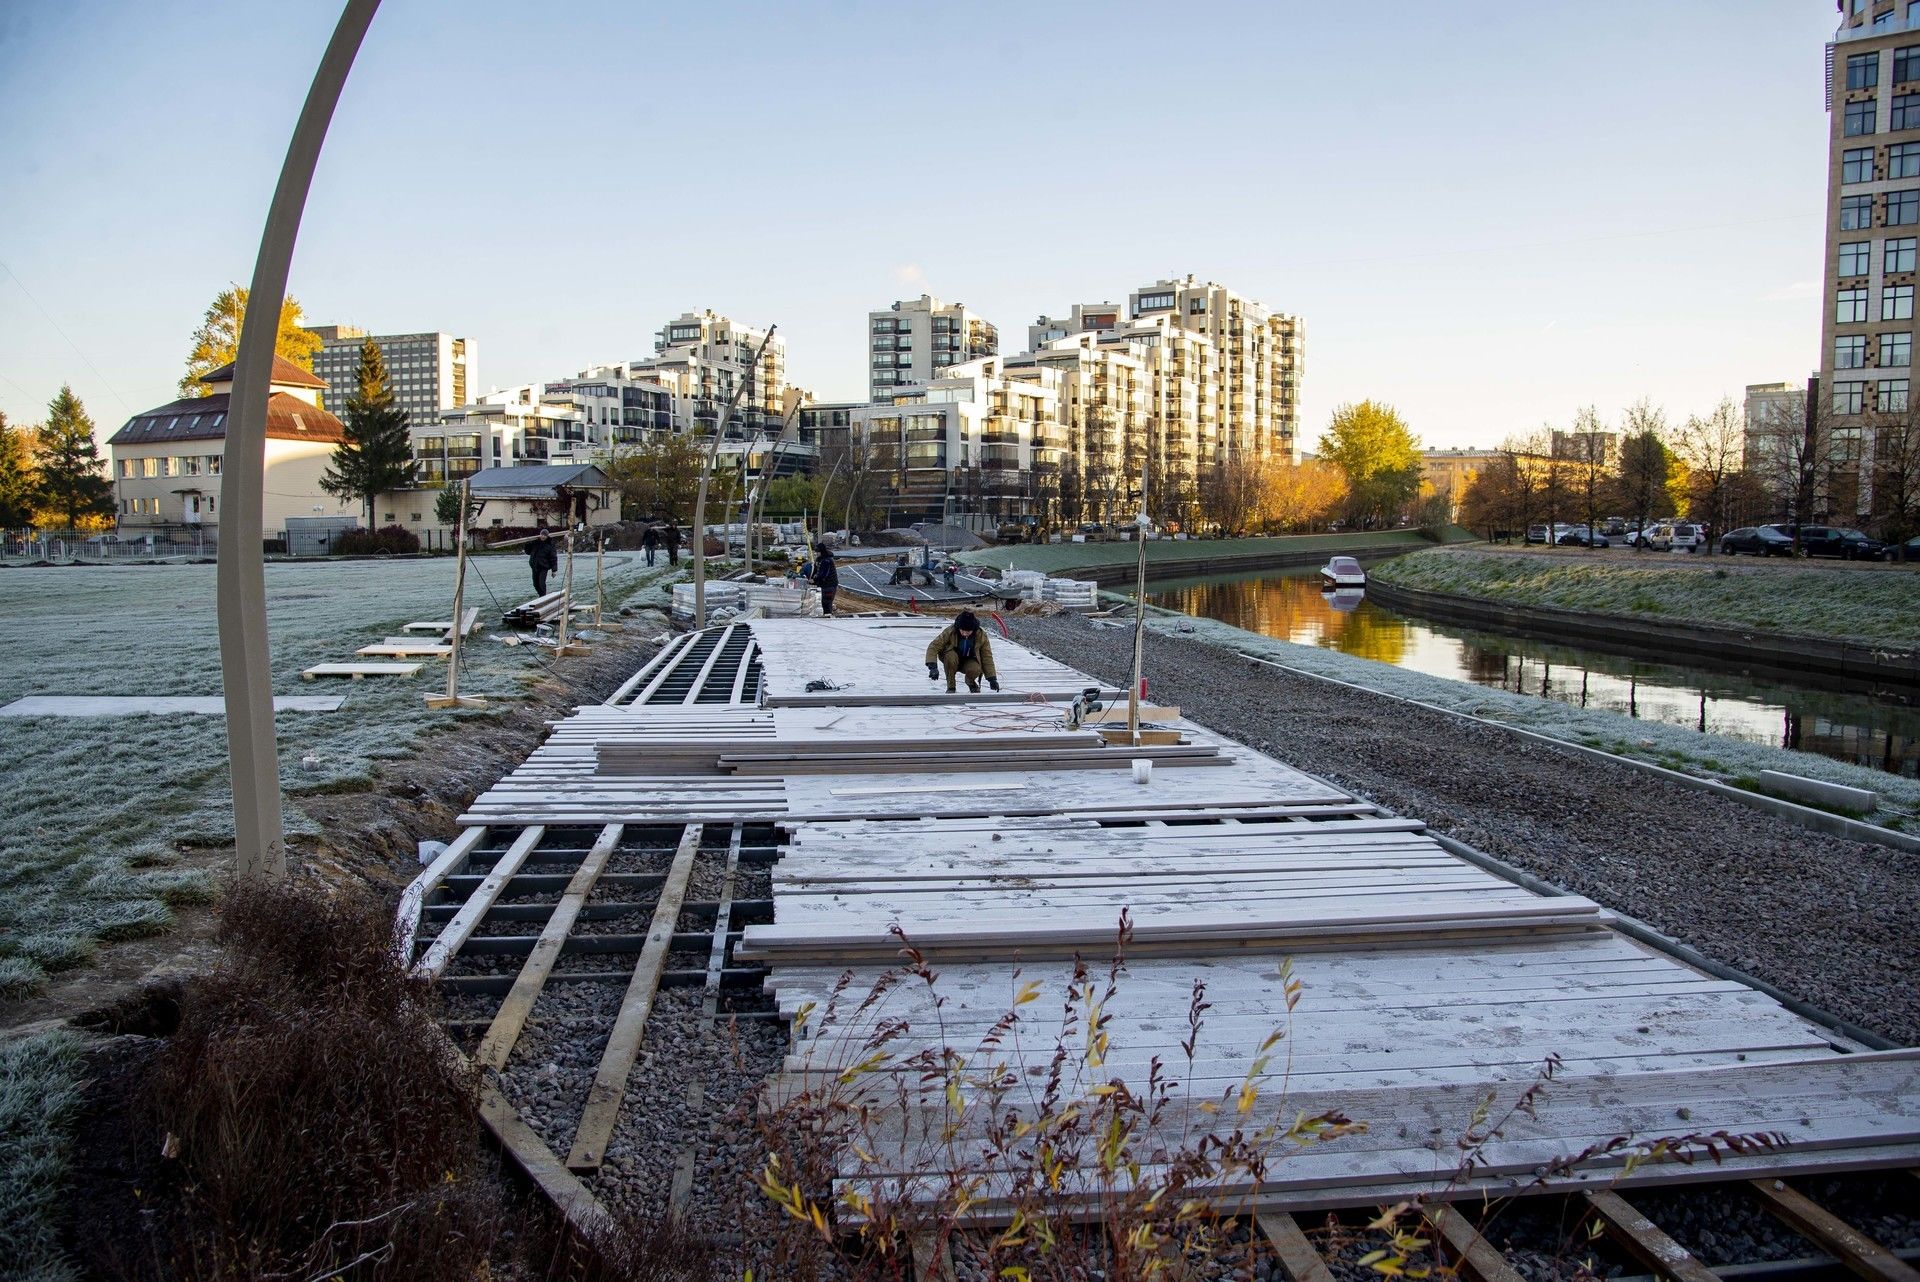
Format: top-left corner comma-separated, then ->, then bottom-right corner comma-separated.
0,1030 -> 84,1282
0,554 -> 681,993
1152,612 -> 1920,818
1372,547 -> 1920,649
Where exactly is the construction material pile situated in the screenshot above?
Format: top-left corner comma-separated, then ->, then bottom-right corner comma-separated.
999,569 -> 1099,609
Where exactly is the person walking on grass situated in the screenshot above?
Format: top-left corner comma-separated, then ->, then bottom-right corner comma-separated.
810,542 -> 839,615
528,527 -> 559,596
664,523 -> 681,565
641,524 -> 659,567
925,609 -> 999,693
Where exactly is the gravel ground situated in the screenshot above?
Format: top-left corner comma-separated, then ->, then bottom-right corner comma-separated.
1009,613 -> 1920,1046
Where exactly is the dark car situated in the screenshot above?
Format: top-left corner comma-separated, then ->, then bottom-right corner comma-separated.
1765,524 -> 1887,559
1720,526 -> 1794,556
1556,525 -> 1610,547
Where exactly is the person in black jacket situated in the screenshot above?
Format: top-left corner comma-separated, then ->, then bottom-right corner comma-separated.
641,524 -> 659,566
811,543 -> 839,615
527,528 -> 559,595
663,523 -> 681,565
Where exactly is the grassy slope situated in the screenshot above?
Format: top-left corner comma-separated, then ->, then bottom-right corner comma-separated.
1371,547 -> 1920,650
0,554 -> 681,995
0,1031 -> 82,1282
958,527 -> 1474,574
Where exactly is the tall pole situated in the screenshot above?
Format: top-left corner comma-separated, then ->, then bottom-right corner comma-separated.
218,0 -> 380,883
556,521 -> 577,652
593,531 -> 605,628
445,481 -> 468,697
746,391 -> 803,576
692,327 -> 776,626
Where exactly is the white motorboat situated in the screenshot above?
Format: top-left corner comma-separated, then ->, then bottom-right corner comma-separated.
1319,556 -> 1367,589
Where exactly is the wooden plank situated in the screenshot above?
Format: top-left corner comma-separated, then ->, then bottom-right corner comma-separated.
566,823 -> 702,1173
910,1232 -> 956,1282
478,1084 -> 613,1240
356,642 -> 451,658
475,823 -> 623,1071
413,826 -> 546,979
1257,1211 -> 1336,1282
1747,1178 -> 1920,1282
300,661 -> 422,679
703,824 -> 743,1020
1583,1189 -> 1723,1282
393,825 -> 489,966
1428,1205 -> 1527,1282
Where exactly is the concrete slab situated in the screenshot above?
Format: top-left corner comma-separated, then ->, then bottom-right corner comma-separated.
1757,769 -> 1877,814
0,695 -> 346,717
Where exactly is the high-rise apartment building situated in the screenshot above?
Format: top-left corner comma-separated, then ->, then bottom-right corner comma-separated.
868,295 -> 998,399
631,309 -> 787,437
307,326 -> 476,429
1820,0 -> 1920,518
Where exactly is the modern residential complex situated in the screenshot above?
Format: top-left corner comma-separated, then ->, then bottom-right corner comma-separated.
1819,0 -> 1920,518
307,326 -> 476,429
868,295 -> 998,399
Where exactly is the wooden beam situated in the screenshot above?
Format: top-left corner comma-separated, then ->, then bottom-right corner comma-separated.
414,826 -> 546,979
1256,1211 -> 1336,1282
478,1084 -> 612,1241
566,823 -> 702,1173
1427,1205 -> 1527,1282
1584,1189 -> 1723,1282
910,1231 -> 956,1282
475,823 -> 623,1070
393,825 -> 489,967
1748,1179 -> 1920,1282
703,823 -> 743,1020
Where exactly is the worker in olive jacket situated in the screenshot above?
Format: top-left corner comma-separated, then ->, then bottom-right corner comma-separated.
925,610 -> 1000,693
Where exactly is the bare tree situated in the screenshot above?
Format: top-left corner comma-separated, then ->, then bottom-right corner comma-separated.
1566,405 -> 1612,548
1675,397 -> 1745,554
1873,400 -> 1920,558
1614,399 -> 1672,547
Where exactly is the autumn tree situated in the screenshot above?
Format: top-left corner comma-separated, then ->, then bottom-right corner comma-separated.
179,286 -> 323,396
1613,400 -> 1675,545
34,386 -> 113,532
320,339 -> 416,525
1259,456 -> 1348,531
1564,405 -> 1613,548
1319,400 -> 1421,527
606,431 -> 707,525
1676,398 -> 1746,553
1459,454 -> 1523,540
0,410 -> 41,529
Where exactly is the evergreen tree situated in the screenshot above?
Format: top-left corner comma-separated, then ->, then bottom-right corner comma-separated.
0,409 -> 41,529
320,339 -> 415,524
35,386 -> 112,532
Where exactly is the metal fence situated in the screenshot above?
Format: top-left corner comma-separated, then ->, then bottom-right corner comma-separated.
1,530 -> 217,564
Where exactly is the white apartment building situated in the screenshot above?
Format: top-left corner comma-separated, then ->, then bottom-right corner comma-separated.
630,310 -> 788,437
307,326 -> 476,429
850,360 -> 1063,528
868,295 -> 998,399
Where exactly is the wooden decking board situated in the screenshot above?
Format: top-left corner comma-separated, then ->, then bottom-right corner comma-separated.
565,823 -> 702,1173
414,826 -> 546,979
300,661 -> 423,679
1746,1178 -> 1920,1282
1583,1189 -> 1725,1282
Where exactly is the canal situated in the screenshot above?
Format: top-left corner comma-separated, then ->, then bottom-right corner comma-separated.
1146,562 -> 1920,777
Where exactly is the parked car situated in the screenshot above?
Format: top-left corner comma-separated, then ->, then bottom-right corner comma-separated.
1556,525 -> 1610,547
1720,526 -> 1794,556
1765,524 -> 1887,559
1525,523 -> 1550,544
1667,522 -> 1705,553
1619,526 -> 1653,548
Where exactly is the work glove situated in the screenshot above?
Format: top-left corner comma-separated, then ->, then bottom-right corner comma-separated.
988,677 -> 1000,692
927,662 -> 939,681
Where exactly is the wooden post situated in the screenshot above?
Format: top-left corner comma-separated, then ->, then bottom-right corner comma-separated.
553,524 -> 588,656
593,532 -> 605,628
692,327 -> 776,627
217,0 -> 381,883
426,478 -> 485,708
1128,455 -> 1149,745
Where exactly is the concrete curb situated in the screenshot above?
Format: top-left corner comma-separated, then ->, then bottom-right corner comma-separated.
1367,577 -> 1920,687
1223,645 -> 1920,854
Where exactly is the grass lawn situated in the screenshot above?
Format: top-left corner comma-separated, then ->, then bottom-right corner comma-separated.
0,553 -> 680,996
1371,546 -> 1920,649
958,527 -> 1474,575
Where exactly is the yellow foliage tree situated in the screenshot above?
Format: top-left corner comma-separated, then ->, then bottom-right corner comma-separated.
179,287 -> 323,396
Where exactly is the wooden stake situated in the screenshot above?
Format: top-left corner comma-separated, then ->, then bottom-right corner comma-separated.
552,525 -> 589,657
428,478 -> 486,708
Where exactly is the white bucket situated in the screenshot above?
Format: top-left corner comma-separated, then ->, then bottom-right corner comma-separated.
1131,759 -> 1153,785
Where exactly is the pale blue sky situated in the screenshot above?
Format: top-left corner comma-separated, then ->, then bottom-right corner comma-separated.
0,1 -> 1839,449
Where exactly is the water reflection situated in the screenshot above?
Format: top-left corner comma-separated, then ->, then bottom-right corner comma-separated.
1147,565 -> 1920,777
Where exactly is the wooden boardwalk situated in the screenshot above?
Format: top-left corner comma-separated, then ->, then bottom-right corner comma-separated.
404,616 -> 1920,1228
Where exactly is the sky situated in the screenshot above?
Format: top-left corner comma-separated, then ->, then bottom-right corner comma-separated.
0,0 -> 1842,451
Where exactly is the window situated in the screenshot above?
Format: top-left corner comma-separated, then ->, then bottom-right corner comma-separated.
1839,286 -> 1870,322
207,455 -> 221,475
1896,143 -> 1920,178
1847,99 -> 1878,136
1893,190 -> 1920,225
182,455 -> 201,476
1897,93 -> 1920,129
1884,331 -> 1913,365
140,457 -> 159,478
1890,235 -> 1918,271
1877,8 -> 1896,29
1882,378 -> 1910,412
1841,240 -> 1871,275
1838,334 -> 1869,368
1834,380 -> 1867,414
119,459 -> 134,478
1135,292 -> 1175,313
1845,146 -> 1876,183
1899,46 -> 1920,82
1886,283 -> 1915,319
1843,194 -> 1874,229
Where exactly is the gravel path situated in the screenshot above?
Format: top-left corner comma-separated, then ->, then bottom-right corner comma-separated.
1010,614 -> 1920,1046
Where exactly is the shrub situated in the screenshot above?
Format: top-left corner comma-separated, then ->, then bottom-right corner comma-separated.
151,880 -> 496,1279
332,524 -> 421,556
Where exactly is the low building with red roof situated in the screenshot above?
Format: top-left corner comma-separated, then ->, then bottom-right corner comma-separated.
107,355 -> 362,542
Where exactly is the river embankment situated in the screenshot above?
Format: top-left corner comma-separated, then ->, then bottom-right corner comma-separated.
958,528 -> 1475,586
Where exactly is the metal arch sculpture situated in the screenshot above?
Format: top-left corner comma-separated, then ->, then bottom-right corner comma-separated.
218,0 -> 380,881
